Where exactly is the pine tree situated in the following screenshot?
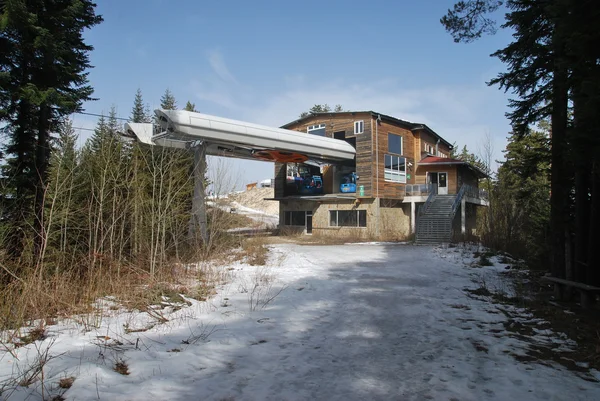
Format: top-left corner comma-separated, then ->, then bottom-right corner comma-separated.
160,89 -> 177,110
440,0 -> 503,43
440,0 -> 593,282
299,104 -> 342,118
131,89 -> 151,123
493,125 -> 551,265
184,101 -> 197,112
0,0 -> 102,258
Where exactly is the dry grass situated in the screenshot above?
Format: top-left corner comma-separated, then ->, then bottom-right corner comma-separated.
469,268 -> 600,375
207,207 -> 257,231
58,376 -> 75,389
0,245 -> 233,336
240,237 -> 269,266
113,360 -> 130,375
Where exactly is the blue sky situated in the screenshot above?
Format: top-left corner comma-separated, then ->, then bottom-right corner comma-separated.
74,0 -> 513,189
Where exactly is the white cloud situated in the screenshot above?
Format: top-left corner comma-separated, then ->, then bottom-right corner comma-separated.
207,50 -> 237,84
189,65 -> 512,185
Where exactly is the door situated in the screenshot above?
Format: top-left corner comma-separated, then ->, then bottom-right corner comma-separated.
306,212 -> 313,234
438,172 -> 448,195
428,172 -> 439,194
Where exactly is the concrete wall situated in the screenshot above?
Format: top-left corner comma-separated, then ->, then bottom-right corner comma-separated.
279,198 -> 411,240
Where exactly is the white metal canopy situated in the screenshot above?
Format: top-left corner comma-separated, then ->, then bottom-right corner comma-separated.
125,110 -> 356,164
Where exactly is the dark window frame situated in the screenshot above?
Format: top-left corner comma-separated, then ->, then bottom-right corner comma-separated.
329,210 -> 367,228
284,211 -> 308,226
388,133 -> 403,155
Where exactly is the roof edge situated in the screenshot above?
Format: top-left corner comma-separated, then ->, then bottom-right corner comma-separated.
280,111 -> 453,149
419,160 -> 488,178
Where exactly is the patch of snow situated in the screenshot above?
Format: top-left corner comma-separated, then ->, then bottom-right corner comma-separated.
1,244 -> 598,400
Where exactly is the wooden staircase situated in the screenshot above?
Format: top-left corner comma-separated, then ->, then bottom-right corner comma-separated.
415,194 -> 456,244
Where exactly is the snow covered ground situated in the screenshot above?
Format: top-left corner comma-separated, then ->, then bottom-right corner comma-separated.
230,201 -> 279,228
1,243 -> 599,401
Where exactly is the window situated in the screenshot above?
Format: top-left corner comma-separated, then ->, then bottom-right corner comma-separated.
307,124 -> 326,136
329,210 -> 367,227
284,211 -> 308,226
388,133 -> 403,155
384,154 -> 406,183
333,131 -> 345,140
354,120 -> 364,134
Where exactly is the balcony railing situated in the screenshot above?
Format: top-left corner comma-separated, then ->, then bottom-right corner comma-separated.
464,185 -> 488,201
405,184 -> 432,197
405,183 -> 488,200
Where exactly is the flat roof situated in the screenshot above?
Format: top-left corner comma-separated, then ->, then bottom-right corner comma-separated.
265,194 -> 362,202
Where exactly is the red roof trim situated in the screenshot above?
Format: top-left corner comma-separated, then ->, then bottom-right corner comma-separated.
418,156 -> 488,178
418,156 -> 465,164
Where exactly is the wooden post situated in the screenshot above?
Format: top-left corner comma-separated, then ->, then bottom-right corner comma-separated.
461,197 -> 466,234
189,142 -> 209,245
554,283 -> 564,301
580,290 -> 591,309
410,201 -> 416,234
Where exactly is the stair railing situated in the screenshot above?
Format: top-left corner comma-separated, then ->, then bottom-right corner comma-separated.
418,183 -> 435,217
450,184 -> 466,219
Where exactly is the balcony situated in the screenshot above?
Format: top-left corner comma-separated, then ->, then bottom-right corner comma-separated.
404,183 -> 488,206
405,184 -> 432,197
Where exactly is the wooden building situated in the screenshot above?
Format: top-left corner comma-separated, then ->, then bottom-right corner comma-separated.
270,111 -> 488,242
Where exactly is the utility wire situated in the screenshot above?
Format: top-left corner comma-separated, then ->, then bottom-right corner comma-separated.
72,126 -> 96,132
74,111 -> 130,121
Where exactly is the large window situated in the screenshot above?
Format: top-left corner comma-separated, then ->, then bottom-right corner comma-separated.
388,133 -> 403,155
307,124 -> 326,136
329,210 -> 367,227
284,211 -> 308,226
354,120 -> 364,134
384,154 -> 406,183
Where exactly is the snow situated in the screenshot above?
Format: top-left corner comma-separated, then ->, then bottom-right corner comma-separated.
1,243 -> 599,401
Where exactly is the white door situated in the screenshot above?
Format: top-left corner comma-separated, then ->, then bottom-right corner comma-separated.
438,172 -> 448,195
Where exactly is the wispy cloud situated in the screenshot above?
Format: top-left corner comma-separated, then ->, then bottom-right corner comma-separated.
207,50 -> 237,84
190,65 -> 510,174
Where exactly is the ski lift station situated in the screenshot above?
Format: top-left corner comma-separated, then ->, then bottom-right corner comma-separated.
126,110 -> 488,243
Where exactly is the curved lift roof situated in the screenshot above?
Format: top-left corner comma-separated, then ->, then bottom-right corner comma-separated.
125,110 -> 356,164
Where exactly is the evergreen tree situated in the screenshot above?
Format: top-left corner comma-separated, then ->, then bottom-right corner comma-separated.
184,101 -> 197,112
160,89 -> 177,110
449,143 -> 486,172
0,0 -> 102,258
489,125 -> 551,265
131,88 -> 151,123
440,0 -> 600,283
440,0 -> 503,43
300,104 -> 344,118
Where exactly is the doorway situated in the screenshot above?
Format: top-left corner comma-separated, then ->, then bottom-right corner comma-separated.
428,172 -> 448,195
306,211 -> 313,234
438,172 -> 448,195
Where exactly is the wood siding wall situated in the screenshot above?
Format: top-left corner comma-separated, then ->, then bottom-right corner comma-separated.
371,120 -> 417,199
276,113 -> 453,201
415,165 -> 459,194
417,131 -> 451,160
281,112 -> 373,196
